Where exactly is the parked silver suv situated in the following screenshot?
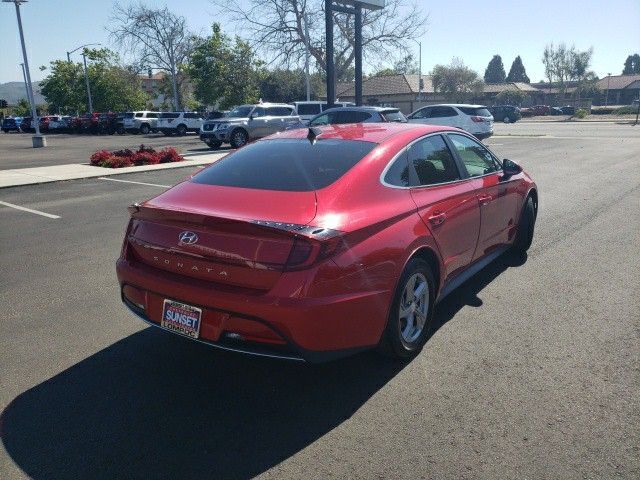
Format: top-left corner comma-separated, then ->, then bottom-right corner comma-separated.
200,103 -> 300,149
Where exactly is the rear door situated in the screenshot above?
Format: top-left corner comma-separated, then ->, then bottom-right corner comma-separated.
265,106 -> 295,134
428,106 -> 461,128
447,133 -> 519,259
407,134 -> 481,282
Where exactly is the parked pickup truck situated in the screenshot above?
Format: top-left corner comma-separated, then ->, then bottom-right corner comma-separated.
199,103 -> 300,149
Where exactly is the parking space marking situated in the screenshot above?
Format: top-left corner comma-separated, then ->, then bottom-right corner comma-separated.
0,201 -> 61,219
98,177 -> 171,188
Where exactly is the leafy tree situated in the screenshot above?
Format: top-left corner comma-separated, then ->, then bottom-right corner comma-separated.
213,0 -> 427,82
109,2 -> 196,110
484,55 -> 506,83
188,24 -> 261,109
506,56 -> 530,83
622,54 -> 640,74
40,48 -> 149,113
259,69 -> 324,103
372,54 -> 419,77
14,98 -> 31,117
432,58 -> 484,103
495,90 -> 526,106
542,43 -> 594,102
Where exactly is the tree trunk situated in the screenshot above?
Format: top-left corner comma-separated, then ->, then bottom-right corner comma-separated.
169,55 -> 180,111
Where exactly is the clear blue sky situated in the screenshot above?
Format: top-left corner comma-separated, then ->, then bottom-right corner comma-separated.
1,0 -> 639,84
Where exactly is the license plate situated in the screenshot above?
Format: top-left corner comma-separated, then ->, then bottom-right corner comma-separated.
161,299 -> 202,339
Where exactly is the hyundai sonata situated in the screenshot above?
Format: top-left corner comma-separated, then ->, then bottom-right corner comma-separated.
116,123 -> 537,362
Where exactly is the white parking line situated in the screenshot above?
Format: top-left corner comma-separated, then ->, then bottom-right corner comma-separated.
98,177 -> 171,188
0,201 -> 60,219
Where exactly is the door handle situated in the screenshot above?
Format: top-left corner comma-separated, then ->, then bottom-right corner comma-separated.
478,194 -> 493,205
428,212 -> 446,226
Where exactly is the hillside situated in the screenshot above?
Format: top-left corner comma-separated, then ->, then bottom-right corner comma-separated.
0,81 -> 45,105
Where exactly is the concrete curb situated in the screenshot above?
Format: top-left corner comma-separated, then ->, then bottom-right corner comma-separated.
0,152 -> 226,189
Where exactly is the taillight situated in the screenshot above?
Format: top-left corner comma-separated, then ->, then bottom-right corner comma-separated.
471,116 -> 485,123
251,220 -> 346,270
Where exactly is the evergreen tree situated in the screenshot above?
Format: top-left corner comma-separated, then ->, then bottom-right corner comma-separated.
484,55 -> 506,83
622,54 -> 640,74
506,55 -> 531,83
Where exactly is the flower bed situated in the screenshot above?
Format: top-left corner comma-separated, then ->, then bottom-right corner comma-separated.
90,145 -> 184,168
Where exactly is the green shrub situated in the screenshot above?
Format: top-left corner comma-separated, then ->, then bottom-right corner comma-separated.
614,105 -> 640,115
574,109 -> 588,119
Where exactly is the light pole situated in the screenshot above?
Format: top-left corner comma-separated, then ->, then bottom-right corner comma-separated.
67,43 -> 100,113
4,0 -> 45,147
410,38 -> 423,101
19,62 -> 31,111
605,73 -> 611,106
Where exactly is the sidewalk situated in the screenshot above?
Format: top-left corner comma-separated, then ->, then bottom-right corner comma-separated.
0,151 -> 226,188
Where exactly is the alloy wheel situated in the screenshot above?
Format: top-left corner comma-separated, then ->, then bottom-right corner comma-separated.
399,272 -> 429,344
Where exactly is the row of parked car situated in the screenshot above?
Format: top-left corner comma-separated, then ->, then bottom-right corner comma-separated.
199,102 -> 498,149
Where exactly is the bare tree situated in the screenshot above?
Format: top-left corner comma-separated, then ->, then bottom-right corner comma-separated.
542,43 -> 594,105
212,0 -> 427,81
108,2 -> 194,110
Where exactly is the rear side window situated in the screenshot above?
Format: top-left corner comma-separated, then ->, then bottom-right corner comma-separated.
147,112 -> 159,118
384,152 -> 411,187
408,135 -> 460,186
297,104 -> 321,115
160,113 -> 179,118
192,138 -> 376,191
336,111 -> 372,123
381,110 -> 406,122
430,107 -> 457,118
266,107 -> 293,116
459,107 -> 491,117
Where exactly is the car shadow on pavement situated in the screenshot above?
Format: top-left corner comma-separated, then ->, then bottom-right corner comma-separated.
430,250 -> 528,337
0,250 -> 527,480
0,330 -> 405,479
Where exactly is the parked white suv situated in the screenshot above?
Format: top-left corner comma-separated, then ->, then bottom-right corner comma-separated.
123,111 -> 160,135
293,101 -> 355,123
157,112 -> 204,136
407,104 -> 494,139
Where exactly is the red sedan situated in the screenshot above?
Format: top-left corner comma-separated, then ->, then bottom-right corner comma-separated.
116,123 -> 537,362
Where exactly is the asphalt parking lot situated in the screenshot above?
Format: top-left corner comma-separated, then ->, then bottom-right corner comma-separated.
0,132 -> 229,170
0,122 -> 638,479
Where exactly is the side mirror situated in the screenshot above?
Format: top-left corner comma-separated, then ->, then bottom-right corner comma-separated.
502,158 -> 522,176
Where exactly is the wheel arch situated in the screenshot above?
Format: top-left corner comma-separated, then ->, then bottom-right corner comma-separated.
527,187 -> 538,217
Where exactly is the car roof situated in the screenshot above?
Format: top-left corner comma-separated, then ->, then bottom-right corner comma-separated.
274,122 -> 460,143
424,104 -> 487,108
322,106 -> 400,113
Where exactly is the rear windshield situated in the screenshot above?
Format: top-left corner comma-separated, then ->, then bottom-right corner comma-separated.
297,104 -> 322,115
160,112 -> 180,118
192,138 -> 376,191
459,107 -> 492,117
381,110 -> 407,122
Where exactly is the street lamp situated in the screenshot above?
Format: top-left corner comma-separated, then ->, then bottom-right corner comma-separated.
67,43 -> 101,113
4,0 -> 45,147
605,73 -> 611,106
410,38 -> 423,101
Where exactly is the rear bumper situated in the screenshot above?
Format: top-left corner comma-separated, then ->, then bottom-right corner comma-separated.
116,258 -> 385,362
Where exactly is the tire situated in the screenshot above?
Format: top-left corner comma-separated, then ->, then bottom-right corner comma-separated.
512,195 -> 536,253
503,116 -> 511,123
207,140 -> 222,150
139,124 -> 150,135
176,124 -> 187,136
116,125 -> 125,135
378,257 -> 435,360
2,129 -> 8,134
229,128 -> 248,149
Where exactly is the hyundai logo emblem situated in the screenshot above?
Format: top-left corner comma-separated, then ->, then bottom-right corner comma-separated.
178,231 -> 199,244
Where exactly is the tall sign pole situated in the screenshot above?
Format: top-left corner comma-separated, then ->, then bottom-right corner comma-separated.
5,0 -> 45,147
354,5 -> 363,106
325,2 -> 384,108
325,0 -> 335,108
